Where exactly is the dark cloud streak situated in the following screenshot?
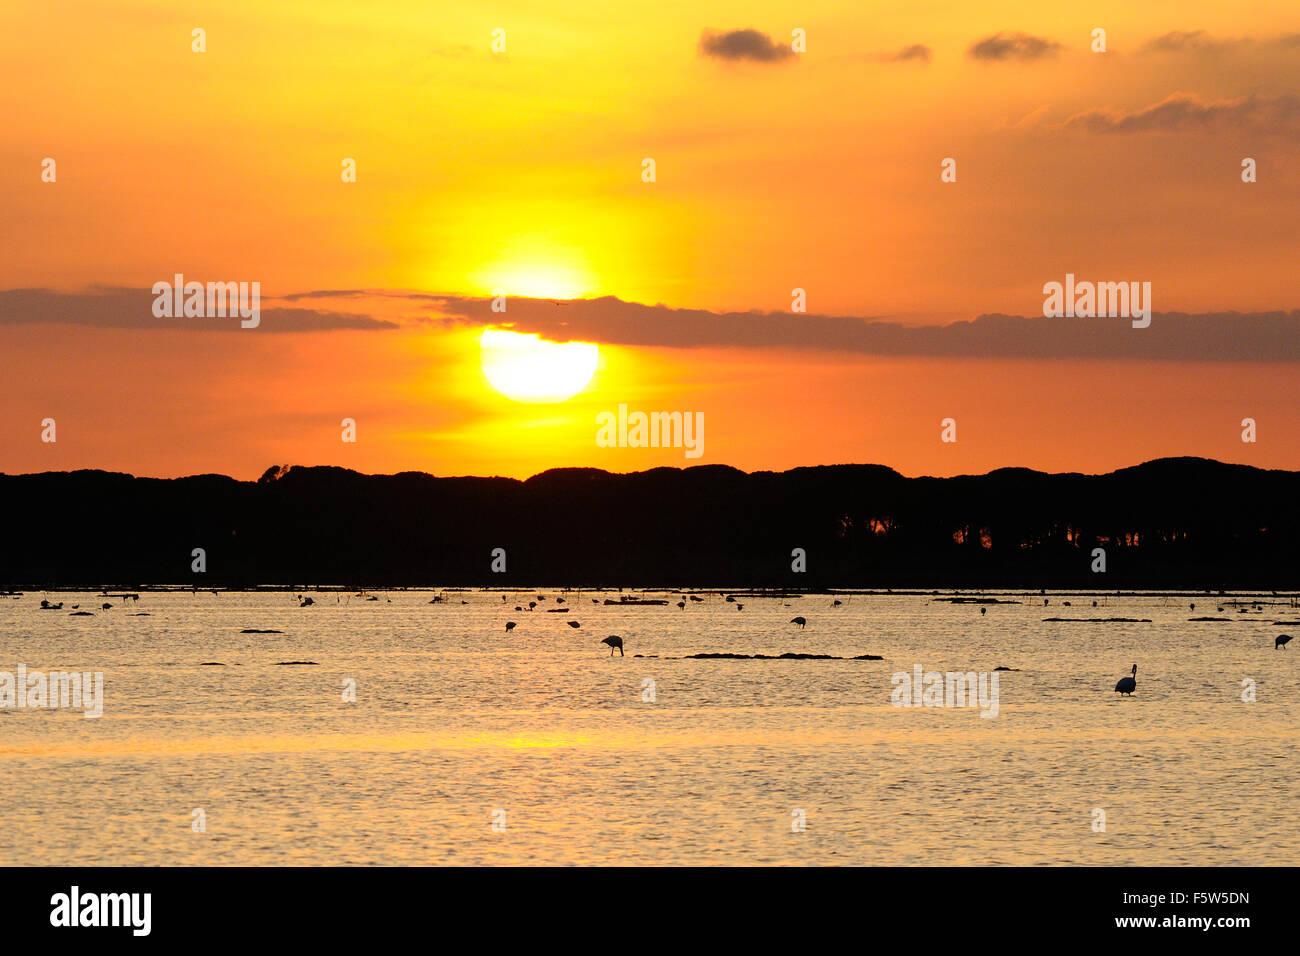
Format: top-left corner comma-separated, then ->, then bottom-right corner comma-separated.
699,28 -> 794,63
7,288 -> 1298,362
1141,30 -> 1300,53
968,31 -> 1063,61
876,44 -> 932,64
427,296 -> 1300,363
0,287 -> 400,333
1064,93 -> 1300,134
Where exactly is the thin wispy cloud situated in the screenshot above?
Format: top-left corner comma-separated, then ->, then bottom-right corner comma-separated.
416,295 -> 1300,362
0,287 -> 399,332
1063,92 -> 1300,134
967,32 -> 1063,61
1142,30 -> 1300,53
26,287 -> 1294,362
1142,30 -> 1219,53
699,28 -> 794,63
874,44 -> 932,64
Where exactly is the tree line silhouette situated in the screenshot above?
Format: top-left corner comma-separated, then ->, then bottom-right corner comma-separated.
0,457 -> 1295,588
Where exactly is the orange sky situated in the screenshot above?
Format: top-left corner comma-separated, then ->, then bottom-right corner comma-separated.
1,1 -> 1298,479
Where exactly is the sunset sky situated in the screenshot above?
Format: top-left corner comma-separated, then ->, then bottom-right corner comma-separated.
2,0 -> 1298,479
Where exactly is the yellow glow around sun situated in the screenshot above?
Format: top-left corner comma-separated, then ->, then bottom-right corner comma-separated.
489,267 -> 589,300
479,329 -> 599,403
467,234 -> 595,300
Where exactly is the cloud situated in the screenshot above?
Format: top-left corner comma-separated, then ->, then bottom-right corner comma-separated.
699,28 -> 794,63
1142,30 -> 1300,54
1063,93 -> 1300,134
0,287 -> 400,332
875,44 -> 932,64
1142,30 -> 1217,53
19,287 -> 1299,362
419,295 -> 1300,362
968,31 -> 1063,61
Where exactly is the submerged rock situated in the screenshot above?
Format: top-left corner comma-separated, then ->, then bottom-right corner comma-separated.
1042,617 -> 1152,623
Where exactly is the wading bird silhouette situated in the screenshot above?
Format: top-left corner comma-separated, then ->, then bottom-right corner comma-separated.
1114,664 -> 1137,696
601,636 -> 624,656
790,616 -> 806,629
1277,634 -> 1293,650
505,621 -> 516,632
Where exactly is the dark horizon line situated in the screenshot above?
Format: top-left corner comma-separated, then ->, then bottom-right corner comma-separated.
1,453 -> 1289,485
10,585 -> 1300,596
6,454 -> 1297,590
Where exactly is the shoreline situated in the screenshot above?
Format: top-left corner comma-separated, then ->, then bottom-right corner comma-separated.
6,584 -> 1300,600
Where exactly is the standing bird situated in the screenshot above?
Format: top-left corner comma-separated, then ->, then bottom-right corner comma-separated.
677,601 -> 686,609
1114,664 -> 1137,696
980,607 -> 987,616
1276,634 -> 1293,650
567,620 -> 581,629
601,636 -> 624,657
505,621 -> 516,632
790,616 -> 806,629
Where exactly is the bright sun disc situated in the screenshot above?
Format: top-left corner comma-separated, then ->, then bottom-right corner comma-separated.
479,329 -> 599,403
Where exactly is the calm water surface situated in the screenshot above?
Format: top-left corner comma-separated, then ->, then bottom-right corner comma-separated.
1,590 -> 1296,865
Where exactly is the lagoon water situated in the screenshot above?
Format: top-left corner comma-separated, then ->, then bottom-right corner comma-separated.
1,590 -> 1296,866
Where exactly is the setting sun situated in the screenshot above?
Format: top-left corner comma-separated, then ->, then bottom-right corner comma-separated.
479,328 -> 599,403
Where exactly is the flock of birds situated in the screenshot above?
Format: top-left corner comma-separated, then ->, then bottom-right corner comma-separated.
24,587 -> 1295,694
1107,602 -> 1294,695
38,593 -> 139,615
489,592 -> 1294,692
490,592 -> 828,659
